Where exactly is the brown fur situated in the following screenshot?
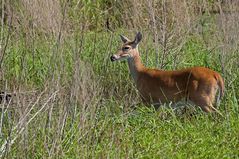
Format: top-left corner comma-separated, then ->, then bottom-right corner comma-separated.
137,66 -> 224,112
111,32 -> 225,113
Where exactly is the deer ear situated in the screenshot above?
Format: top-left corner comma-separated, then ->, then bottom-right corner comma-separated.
120,35 -> 130,43
134,32 -> 142,45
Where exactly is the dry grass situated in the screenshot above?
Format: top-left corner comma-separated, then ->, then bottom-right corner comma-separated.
0,0 -> 238,158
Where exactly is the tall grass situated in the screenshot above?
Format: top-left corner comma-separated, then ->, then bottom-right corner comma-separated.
0,0 -> 238,158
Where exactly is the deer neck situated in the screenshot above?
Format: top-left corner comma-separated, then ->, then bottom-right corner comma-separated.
127,54 -> 144,82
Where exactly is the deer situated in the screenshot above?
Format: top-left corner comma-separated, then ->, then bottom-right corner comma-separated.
110,32 -> 224,113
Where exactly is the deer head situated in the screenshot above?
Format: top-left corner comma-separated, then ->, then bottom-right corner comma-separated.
110,32 -> 142,62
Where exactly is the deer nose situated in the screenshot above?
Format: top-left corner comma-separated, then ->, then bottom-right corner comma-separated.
110,55 -> 117,62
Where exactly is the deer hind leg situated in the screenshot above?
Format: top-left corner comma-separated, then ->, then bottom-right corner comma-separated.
198,99 -> 214,112
191,93 -> 223,116
188,81 -> 218,112
189,93 -> 214,112
203,85 -> 223,115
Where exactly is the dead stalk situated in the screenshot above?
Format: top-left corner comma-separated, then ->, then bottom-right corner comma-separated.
0,89 -> 59,157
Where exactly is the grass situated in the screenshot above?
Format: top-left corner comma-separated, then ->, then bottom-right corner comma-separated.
6,105 -> 239,158
0,20 -> 239,159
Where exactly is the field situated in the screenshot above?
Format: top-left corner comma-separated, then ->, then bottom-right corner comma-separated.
0,1 -> 239,158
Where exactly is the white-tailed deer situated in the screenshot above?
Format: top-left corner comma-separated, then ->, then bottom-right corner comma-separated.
110,32 -> 224,113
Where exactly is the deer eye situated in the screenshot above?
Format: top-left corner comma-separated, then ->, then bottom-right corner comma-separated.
123,46 -> 130,51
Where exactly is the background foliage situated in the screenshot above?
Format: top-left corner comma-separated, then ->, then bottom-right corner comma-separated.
0,0 -> 238,158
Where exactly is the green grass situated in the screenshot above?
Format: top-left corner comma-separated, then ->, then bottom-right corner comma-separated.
0,29 -> 239,159
6,105 -> 239,159
1,1 -> 239,158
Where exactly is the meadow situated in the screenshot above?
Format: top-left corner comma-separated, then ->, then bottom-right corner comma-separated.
0,0 -> 239,158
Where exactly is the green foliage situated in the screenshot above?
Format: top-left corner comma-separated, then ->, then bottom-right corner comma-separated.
5,105 -> 239,158
0,1 -> 239,158
1,30 -> 238,158
68,0 -> 122,30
